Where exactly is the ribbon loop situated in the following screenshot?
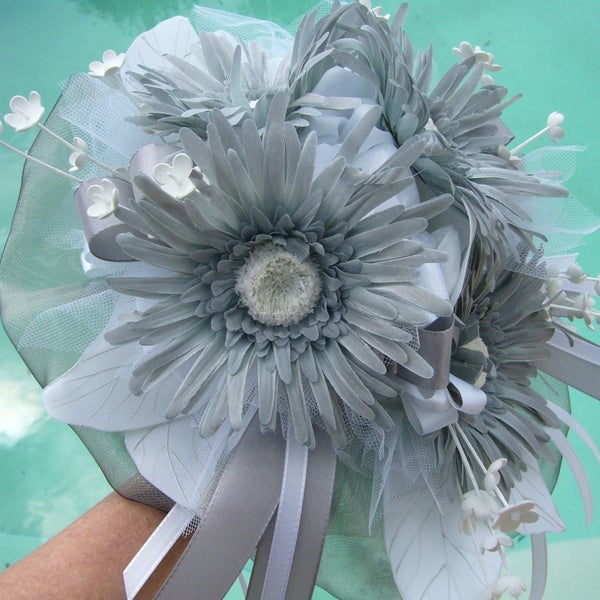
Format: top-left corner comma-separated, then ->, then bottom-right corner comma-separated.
392,316 -> 455,389
75,177 -> 136,261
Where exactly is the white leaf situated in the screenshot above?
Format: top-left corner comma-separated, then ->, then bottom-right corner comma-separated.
43,337 -> 191,431
126,418 -> 208,508
510,451 -> 565,535
122,16 -> 199,89
125,415 -> 246,509
383,477 -> 501,600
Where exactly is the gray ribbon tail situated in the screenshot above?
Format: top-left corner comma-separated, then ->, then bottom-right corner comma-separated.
247,427 -> 337,600
155,417 -> 285,600
534,327 -> 600,400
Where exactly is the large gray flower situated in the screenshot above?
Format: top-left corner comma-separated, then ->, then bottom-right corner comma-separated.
288,1 -> 567,262
126,30 -> 288,138
449,247 -> 560,492
106,100 -> 452,446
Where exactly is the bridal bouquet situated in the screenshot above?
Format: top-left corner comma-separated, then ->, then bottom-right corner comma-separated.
1,1 -> 598,598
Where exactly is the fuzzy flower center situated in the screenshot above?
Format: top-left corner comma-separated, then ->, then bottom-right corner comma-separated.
235,244 -> 322,327
462,335 -> 490,388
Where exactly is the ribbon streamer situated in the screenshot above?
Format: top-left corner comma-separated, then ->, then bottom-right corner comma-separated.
259,433 -> 309,598
154,417 -> 285,600
535,327 -> 600,400
392,316 -> 455,389
247,427 -> 337,599
124,503 -> 195,599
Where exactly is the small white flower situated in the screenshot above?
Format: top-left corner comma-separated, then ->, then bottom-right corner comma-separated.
460,490 -> 500,533
492,574 -> 527,598
547,111 -> 565,142
89,50 -> 125,77
86,178 -> 119,218
594,278 -> 600,296
492,500 -> 539,533
484,457 -> 508,491
546,276 -> 564,298
69,137 -> 88,173
453,41 -> 501,72
566,263 -> 586,284
153,153 -> 196,199
481,532 -> 514,554
496,145 -> 521,166
572,293 -> 596,327
4,91 -> 45,131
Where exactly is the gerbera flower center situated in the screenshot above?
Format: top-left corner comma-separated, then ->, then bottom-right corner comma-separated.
235,244 -> 322,327
462,335 -> 490,388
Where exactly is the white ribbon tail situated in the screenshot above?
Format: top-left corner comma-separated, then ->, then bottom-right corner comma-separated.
123,503 -> 195,599
260,432 -> 309,598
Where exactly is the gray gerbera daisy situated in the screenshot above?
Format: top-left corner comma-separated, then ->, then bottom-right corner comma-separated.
106,98 -> 453,447
288,1 -> 567,262
448,247 -> 560,493
127,30 -> 291,138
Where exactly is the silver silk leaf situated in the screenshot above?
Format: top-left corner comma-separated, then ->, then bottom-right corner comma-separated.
383,477 -> 501,600
124,409 -> 258,510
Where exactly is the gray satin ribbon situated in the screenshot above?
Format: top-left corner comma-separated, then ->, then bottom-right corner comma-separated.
75,177 -> 135,261
246,427 -> 337,600
155,417 -> 285,600
392,316 -> 455,389
534,327 -> 600,400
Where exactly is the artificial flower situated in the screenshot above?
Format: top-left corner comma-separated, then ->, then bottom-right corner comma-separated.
481,532 -> 514,554
53,102 -> 452,448
88,49 -> 125,77
492,500 -> 539,532
4,91 -> 45,132
152,152 -> 196,199
85,177 -> 119,218
0,3 -> 598,600
68,136 -> 88,173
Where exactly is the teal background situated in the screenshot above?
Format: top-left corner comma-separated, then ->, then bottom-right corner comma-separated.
0,0 -> 598,597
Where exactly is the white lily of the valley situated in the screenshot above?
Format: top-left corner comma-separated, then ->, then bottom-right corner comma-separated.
481,532 -> 514,554
484,457 -> 508,491
511,112 -> 566,155
452,41 -> 501,72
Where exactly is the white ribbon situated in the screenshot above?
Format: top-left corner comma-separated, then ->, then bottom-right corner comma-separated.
122,408 -> 258,598
401,375 -> 487,435
124,503 -> 195,599
260,431 -> 310,599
